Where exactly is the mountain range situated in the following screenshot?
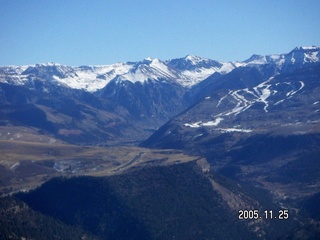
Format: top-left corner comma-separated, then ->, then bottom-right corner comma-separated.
1,46 -> 320,239
2,46 -> 319,91
0,46 -> 319,145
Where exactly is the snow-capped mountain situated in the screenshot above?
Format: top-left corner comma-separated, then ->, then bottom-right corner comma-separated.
1,46 -> 319,92
0,56 -> 224,92
0,46 -> 319,145
243,46 -> 320,71
166,55 -> 226,87
141,47 -> 320,153
115,58 -> 179,83
281,46 -> 320,73
142,47 -> 320,155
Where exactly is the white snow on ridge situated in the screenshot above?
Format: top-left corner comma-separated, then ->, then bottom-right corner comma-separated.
178,67 -> 218,87
216,128 -> 252,133
215,89 -> 254,117
186,77 -> 307,128
1,46 -> 319,91
52,59 -> 182,89
10,162 -> 20,170
216,91 -> 231,107
184,117 -> 224,128
203,117 -> 224,126
229,90 -> 253,115
172,57 -> 239,87
285,81 -> 305,98
184,121 -> 202,128
274,81 -> 305,106
118,58 -> 180,83
185,55 -> 203,65
0,75 -> 28,85
218,62 -> 243,74
259,85 -> 272,112
252,78 -> 275,112
59,63 -> 135,91
1,57 -> 240,90
0,65 -> 29,85
299,46 -> 320,50
184,119 -> 252,133
306,52 -> 319,62
0,62 -> 137,92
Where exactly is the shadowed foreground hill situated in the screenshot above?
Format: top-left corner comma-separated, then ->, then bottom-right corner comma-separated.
0,197 -> 97,240
15,161 -> 256,240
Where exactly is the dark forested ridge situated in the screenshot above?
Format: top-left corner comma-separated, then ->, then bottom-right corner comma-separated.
11,160 -> 313,239
0,197 -> 97,240
14,162 -> 260,240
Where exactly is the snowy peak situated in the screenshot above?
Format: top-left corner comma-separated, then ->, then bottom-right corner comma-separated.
0,56 -> 225,90
293,46 -> 320,51
244,54 -> 265,63
183,54 -> 219,68
22,63 -> 76,79
243,54 -> 282,64
281,46 -> 320,72
117,58 -> 179,83
0,46 -> 319,92
242,46 -> 320,72
167,55 -> 222,71
166,55 -> 226,87
289,46 -> 320,63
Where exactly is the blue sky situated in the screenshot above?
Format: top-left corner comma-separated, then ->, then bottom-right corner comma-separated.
1,0 -> 319,66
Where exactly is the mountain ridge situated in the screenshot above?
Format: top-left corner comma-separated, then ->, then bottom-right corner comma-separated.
0,46 -> 319,145
1,46 -> 319,92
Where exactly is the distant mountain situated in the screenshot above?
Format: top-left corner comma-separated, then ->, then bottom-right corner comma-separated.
1,46 -> 319,91
142,48 -> 320,170
0,46 -> 319,145
0,56 -> 228,92
0,56 -> 226,144
142,63 -> 320,150
244,46 -> 320,69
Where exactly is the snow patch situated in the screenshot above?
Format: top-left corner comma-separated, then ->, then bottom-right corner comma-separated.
216,92 -> 231,107
218,62 -> 242,74
184,117 -> 224,128
216,128 -> 252,133
184,121 -> 202,128
194,133 -> 204,138
217,90 -> 253,116
298,46 -> 320,50
10,162 -> 20,170
286,81 -> 305,98
253,78 -> 274,112
202,117 -> 224,126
